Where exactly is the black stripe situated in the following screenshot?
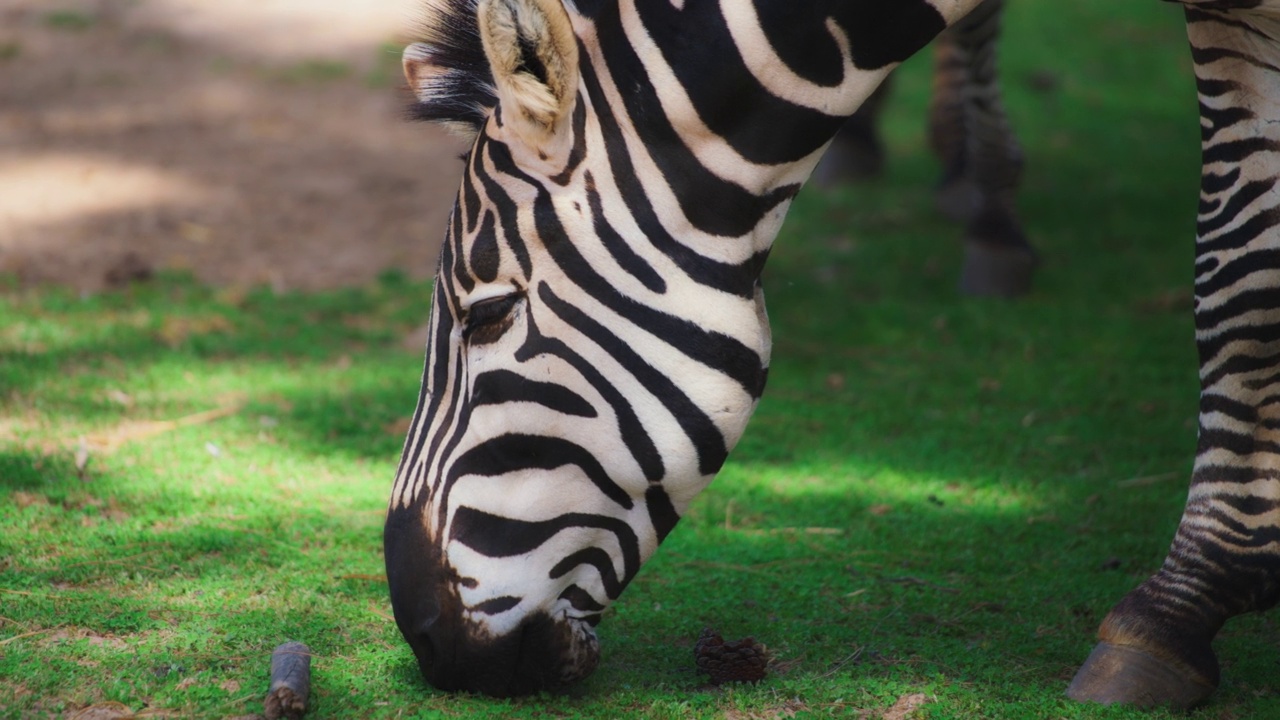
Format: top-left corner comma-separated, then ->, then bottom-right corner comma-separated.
518,313 -> 665,482
473,596 -> 522,615
470,209 -> 501,282
472,368 -> 598,417
549,547 -> 625,599
473,136 -> 534,280
1201,167 -> 1240,196
585,172 -> 667,294
1195,248 -> 1280,298
594,6 -> 806,222
539,282 -> 730,477
646,485 -> 680,543
1197,206 -> 1280,255
448,433 -> 634,509
577,53 -> 767,299
449,506 -> 641,583
559,585 -> 606,613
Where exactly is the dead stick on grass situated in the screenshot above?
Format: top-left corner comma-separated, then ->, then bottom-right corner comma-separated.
265,641 -> 311,720
816,647 -> 865,679
1117,471 -> 1179,488
60,549 -> 162,569
81,401 -> 246,453
0,626 -> 62,646
884,576 -> 960,594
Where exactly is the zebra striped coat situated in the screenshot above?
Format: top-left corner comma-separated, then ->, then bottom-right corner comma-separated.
384,0 -> 1280,705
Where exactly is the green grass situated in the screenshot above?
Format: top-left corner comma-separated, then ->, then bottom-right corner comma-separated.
270,59 -> 354,85
42,10 -> 96,32
4,1 -> 1279,718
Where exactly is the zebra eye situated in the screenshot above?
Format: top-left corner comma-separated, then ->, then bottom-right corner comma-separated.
463,292 -> 521,342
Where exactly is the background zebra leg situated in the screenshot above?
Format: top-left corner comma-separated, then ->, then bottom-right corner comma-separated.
934,0 -> 1036,298
928,0 -> 1008,225
1066,6 -> 1280,708
810,0 -> 1034,297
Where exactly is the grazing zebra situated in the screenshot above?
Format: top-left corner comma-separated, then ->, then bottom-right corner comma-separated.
813,0 -> 1034,297
384,0 -> 1280,705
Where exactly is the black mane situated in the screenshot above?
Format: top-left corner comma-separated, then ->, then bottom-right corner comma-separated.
407,0 -> 498,131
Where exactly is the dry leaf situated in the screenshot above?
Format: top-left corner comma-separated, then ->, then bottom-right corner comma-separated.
384,417 -> 413,436
68,702 -> 136,720
13,491 -> 46,508
81,402 -> 245,453
158,315 -> 233,347
179,221 -> 213,244
881,693 -> 930,720
868,504 -> 892,516
106,389 -> 134,407
401,323 -> 431,351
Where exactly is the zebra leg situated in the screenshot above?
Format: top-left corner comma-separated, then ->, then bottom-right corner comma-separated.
932,0 -> 1036,297
808,76 -> 895,188
928,3 -> 990,223
1067,5 -> 1280,709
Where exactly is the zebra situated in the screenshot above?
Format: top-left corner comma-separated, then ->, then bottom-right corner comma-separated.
812,0 -> 1033,297
383,0 -> 1280,705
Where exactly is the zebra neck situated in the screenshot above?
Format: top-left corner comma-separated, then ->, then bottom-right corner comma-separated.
574,0 -> 979,255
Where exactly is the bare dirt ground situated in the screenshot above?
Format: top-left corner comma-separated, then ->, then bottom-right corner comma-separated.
0,0 -> 464,293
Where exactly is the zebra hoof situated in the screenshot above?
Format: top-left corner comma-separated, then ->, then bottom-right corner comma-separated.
1066,641 -> 1216,709
958,241 -> 1036,297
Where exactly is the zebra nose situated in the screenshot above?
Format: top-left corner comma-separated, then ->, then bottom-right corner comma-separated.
416,612 -> 576,696
385,508 -> 588,695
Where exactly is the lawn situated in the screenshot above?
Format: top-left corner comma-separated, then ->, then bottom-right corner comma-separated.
3,1 -> 1278,718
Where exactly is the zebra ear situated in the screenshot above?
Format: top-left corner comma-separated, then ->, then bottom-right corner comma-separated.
477,0 -> 579,145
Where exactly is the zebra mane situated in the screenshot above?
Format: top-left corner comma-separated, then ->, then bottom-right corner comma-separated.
407,0 -> 498,132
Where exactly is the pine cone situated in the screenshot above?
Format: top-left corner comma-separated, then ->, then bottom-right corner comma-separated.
694,628 -> 770,684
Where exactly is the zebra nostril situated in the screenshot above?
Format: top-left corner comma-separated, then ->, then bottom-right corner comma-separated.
413,616 -> 439,668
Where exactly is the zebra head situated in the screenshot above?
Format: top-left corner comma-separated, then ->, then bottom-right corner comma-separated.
385,0 -> 938,697
384,0 -> 779,696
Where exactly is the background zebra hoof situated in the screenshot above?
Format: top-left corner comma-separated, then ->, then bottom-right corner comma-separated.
1065,641 -> 1216,709
958,240 -> 1036,297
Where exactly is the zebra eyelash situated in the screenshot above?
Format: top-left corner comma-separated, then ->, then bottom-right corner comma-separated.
466,292 -> 522,327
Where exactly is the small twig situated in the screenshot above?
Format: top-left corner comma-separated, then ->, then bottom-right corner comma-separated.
666,555 -> 830,578
884,576 -> 959,594
816,647 -> 865,679
80,401 -> 246,453
742,527 -> 845,536
0,587 -> 95,602
367,605 -> 396,623
1117,471 -> 1179,488
0,626 -> 61,646
60,550 -> 162,570
264,641 -> 312,720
